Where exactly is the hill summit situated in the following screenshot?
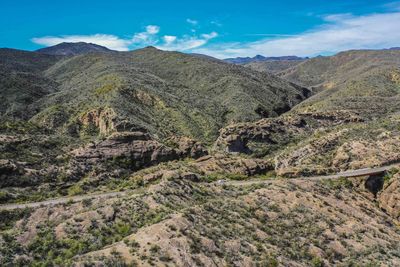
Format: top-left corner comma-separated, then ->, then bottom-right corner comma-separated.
36,42 -> 114,56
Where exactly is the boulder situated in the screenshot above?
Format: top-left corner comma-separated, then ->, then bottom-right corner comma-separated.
167,136 -> 208,159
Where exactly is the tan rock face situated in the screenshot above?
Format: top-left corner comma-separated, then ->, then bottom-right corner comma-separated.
69,132 -> 208,180
193,154 -> 273,176
214,111 -> 362,154
168,136 -> 208,159
389,68 -> 400,85
214,115 -> 307,154
79,107 -> 117,135
274,130 -> 346,176
333,134 -> 400,170
70,131 -> 180,173
274,129 -> 400,176
378,173 -> 400,221
215,109 -> 400,177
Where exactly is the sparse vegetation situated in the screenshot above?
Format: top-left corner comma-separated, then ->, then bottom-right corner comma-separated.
1,45 -> 400,267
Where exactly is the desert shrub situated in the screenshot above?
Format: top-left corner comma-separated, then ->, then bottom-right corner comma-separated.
0,208 -> 31,231
150,244 -> 161,254
0,191 -> 13,204
322,177 -> 353,190
67,184 -> 84,196
311,257 -> 324,267
115,222 -> 131,235
383,168 -> 399,183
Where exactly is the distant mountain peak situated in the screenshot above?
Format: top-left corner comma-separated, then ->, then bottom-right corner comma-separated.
253,55 -> 267,60
143,46 -> 159,50
36,42 -> 114,56
224,54 -> 305,64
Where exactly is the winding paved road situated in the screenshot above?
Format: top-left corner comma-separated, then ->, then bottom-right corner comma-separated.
1,164 -> 398,211
223,164 -> 399,186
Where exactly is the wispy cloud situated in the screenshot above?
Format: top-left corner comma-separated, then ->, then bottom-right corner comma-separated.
210,20 -> 222,27
157,32 -> 218,51
163,35 -> 177,44
131,25 -> 160,45
383,1 -> 400,11
192,11 -> 400,58
243,34 -> 298,37
186,18 -> 198,26
145,25 -> 160,34
32,24 -> 217,52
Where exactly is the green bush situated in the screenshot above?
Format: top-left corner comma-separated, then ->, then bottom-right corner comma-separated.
322,177 -> 353,190
311,257 -> 324,267
67,184 -> 84,196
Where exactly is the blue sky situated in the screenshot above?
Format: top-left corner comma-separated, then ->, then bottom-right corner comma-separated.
1,0 -> 400,58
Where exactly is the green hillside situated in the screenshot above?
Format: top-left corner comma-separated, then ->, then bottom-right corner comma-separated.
2,46 -> 309,143
2,44 -> 400,267
0,49 -> 61,119
215,49 -> 400,176
245,60 -> 304,74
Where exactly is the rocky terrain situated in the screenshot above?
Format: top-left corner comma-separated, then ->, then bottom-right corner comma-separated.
218,49 -> 400,176
2,174 -> 400,266
1,43 -> 400,266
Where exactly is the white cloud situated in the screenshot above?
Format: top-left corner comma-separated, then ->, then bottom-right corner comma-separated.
157,32 -> 218,51
32,24 -> 217,52
32,25 -> 162,51
132,25 -> 160,45
186,18 -> 198,25
163,35 -> 177,44
31,34 -> 131,51
192,11 -> 400,58
201,32 -> 218,40
146,25 -> 160,34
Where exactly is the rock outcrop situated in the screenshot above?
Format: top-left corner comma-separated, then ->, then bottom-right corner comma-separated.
69,132 -> 207,179
71,131 -> 176,165
193,155 -> 273,176
79,107 -> 117,136
333,132 -> 400,170
214,116 -> 307,154
167,136 -> 208,159
0,159 -> 22,176
378,173 -> 400,221
274,130 -> 347,177
214,111 -> 362,154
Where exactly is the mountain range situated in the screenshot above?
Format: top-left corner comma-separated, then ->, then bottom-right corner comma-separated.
1,45 -> 309,143
224,54 -> 306,64
1,42 -> 400,266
